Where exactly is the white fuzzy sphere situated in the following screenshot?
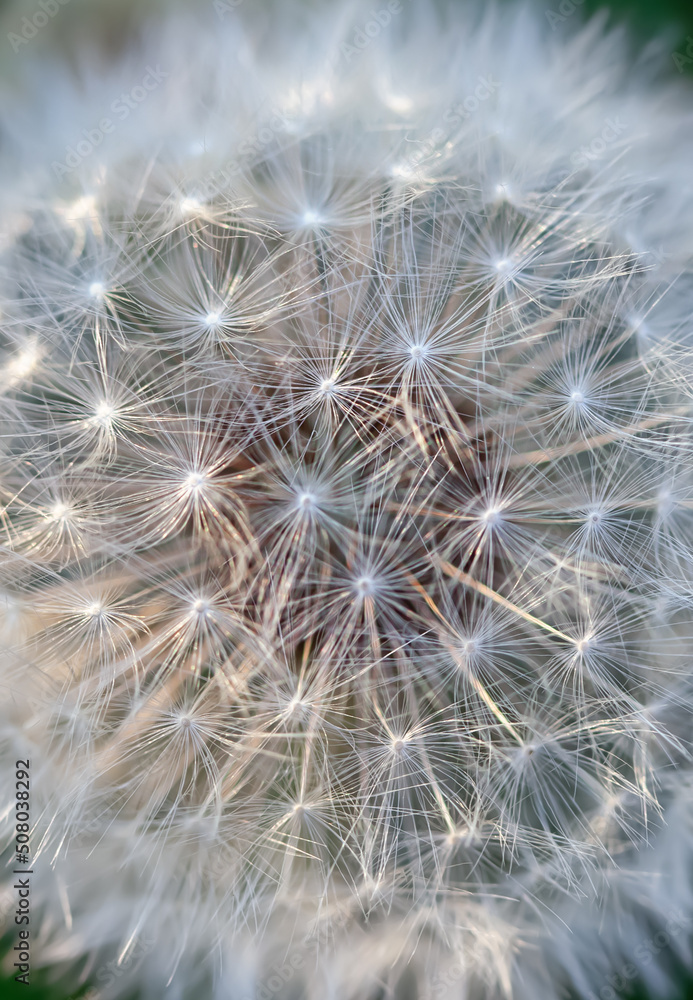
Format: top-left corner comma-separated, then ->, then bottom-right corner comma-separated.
1,4 -> 693,999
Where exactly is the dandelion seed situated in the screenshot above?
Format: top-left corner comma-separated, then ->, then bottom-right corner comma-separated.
2,4 -> 693,1000
300,209 -> 323,227
481,506 -> 502,527
185,471 -> 208,492
354,575 -> 377,598
179,196 -> 203,216
49,502 -> 71,522
7,345 -> 40,381
90,401 -> 115,426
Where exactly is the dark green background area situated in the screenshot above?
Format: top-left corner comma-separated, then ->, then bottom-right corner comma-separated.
583,0 -> 693,35
1,0 -> 692,997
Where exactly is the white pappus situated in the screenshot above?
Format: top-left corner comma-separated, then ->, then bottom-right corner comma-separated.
1,3 -> 693,999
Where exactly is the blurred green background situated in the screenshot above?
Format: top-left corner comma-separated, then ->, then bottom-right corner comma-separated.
0,0 -> 692,67
0,0 -> 692,997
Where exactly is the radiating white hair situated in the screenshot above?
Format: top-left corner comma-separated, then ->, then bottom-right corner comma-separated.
1,3 -> 693,998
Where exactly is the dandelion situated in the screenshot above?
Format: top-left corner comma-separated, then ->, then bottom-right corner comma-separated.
1,3 -> 693,1000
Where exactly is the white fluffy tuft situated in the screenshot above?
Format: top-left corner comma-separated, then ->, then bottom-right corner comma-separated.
1,3 -> 693,999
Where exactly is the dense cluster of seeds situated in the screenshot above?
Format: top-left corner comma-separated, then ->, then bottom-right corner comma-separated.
1,6 -> 692,998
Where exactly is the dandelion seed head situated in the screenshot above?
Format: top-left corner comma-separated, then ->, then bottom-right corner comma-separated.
317,376 -> 338,396
574,633 -> 595,654
300,209 -> 323,227
3,4 -> 693,1000
409,342 -> 429,363
180,196 -> 203,216
353,575 -> 378,598
48,502 -> 71,522
294,490 -> 320,518
62,194 -> 99,224
185,470 -> 208,492
14,347 -> 39,377
481,506 -> 503,527
390,161 -> 415,181
285,695 -> 309,718
89,400 -> 115,427
381,89 -> 414,115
